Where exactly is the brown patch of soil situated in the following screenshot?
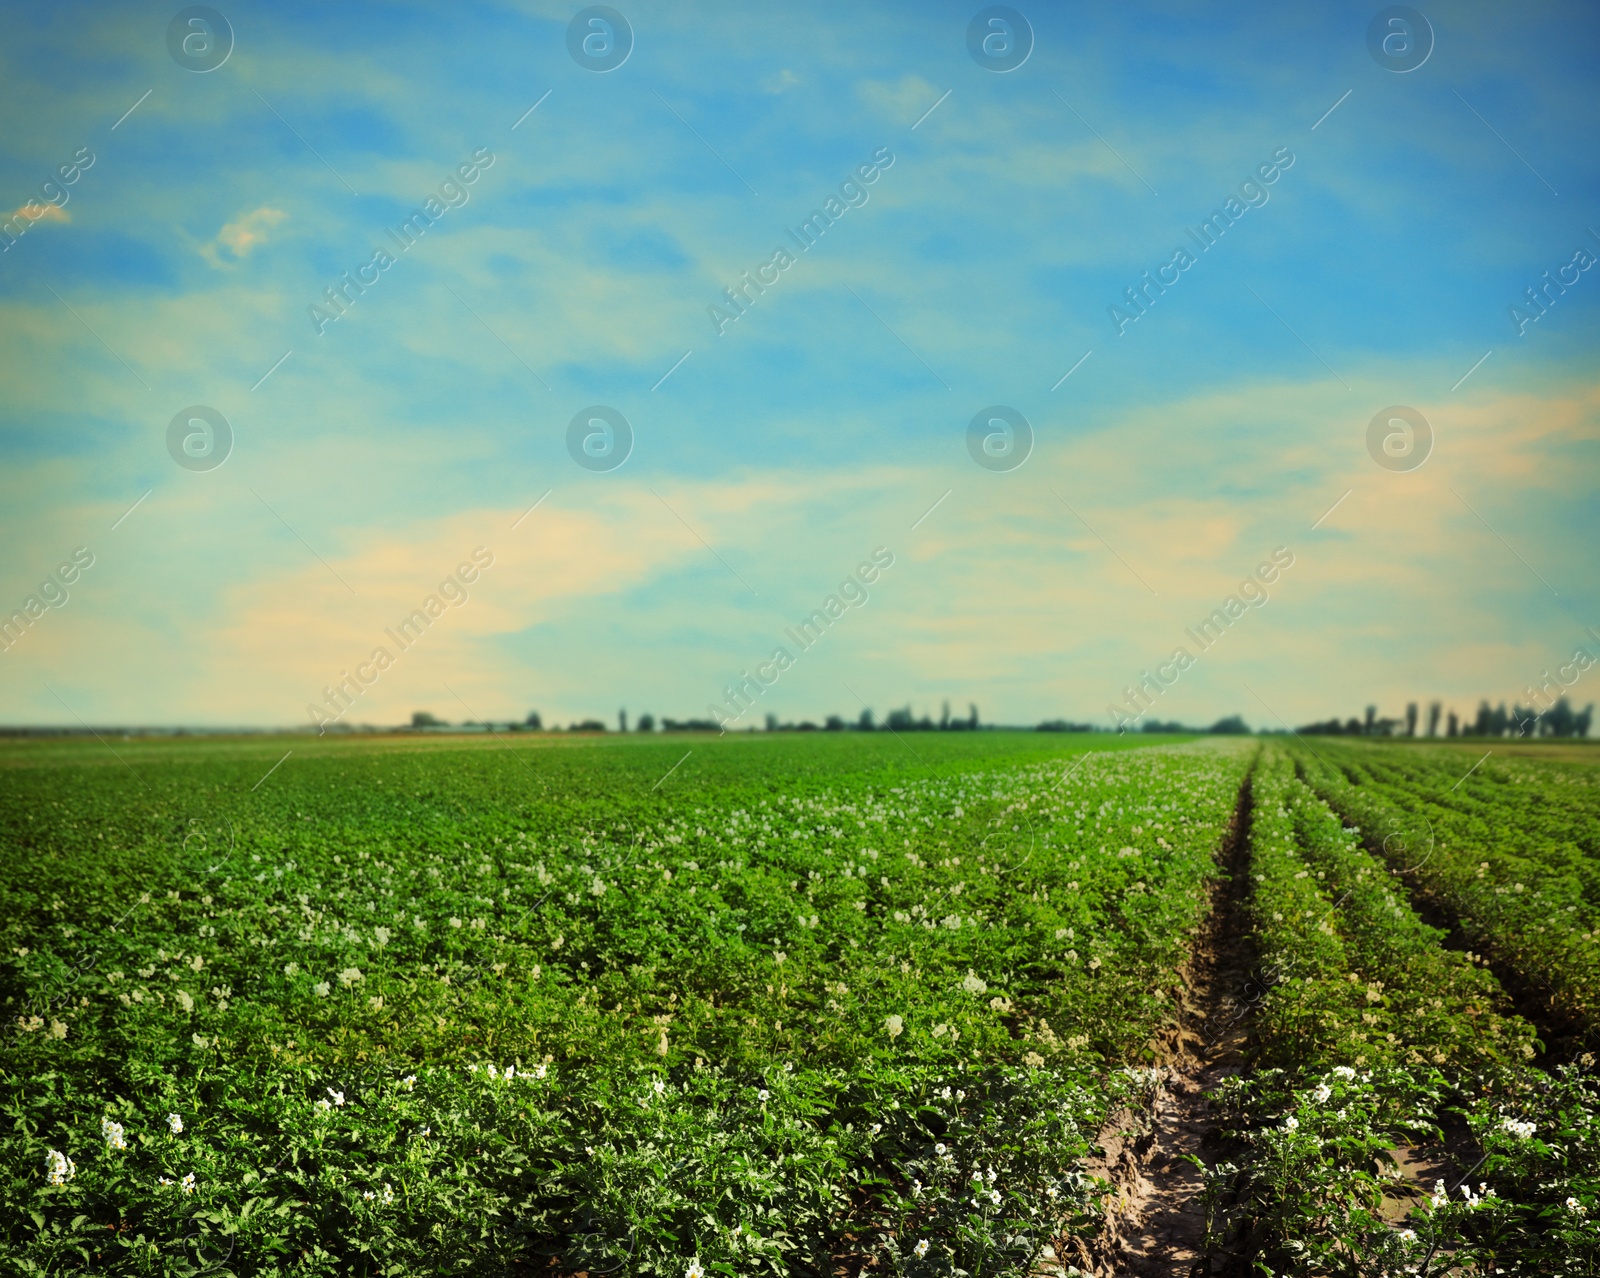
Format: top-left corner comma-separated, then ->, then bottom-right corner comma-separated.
1377,1109 -> 1483,1224
1074,777 -> 1259,1277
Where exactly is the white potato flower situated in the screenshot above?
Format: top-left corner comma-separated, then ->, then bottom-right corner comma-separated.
45,1149 -> 75,1185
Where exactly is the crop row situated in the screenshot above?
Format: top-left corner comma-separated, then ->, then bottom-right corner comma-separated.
1244,745 -> 1533,1074
7,744 -> 1251,1073
1207,1062 -> 1600,1275
1297,744 -> 1600,1041
0,736 -> 1250,1276
1203,745 -> 1597,1274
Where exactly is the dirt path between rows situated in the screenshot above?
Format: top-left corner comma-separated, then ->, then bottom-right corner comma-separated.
1072,776 -> 1260,1277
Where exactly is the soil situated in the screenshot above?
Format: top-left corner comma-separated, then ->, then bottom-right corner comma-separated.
1072,778 -> 1259,1277
1377,1109 -> 1483,1223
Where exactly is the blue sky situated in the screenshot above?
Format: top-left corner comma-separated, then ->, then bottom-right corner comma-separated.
2,0 -> 1597,730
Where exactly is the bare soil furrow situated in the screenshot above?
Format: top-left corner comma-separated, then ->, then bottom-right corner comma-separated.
1079,776 -> 1258,1277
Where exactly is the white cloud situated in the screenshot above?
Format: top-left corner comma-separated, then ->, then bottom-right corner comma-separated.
200,206 -> 287,267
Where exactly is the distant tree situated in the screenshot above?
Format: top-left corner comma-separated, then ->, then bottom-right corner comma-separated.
1364,705 -> 1377,735
969,703 -> 980,730
619,708 -> 628,733
1427,701 -> 1442,737
1208,715 -> 1251,735
1345,718 -> 1363,735
796,721 -> 819,732
412,711 -> 444,728
1447,710 -> 1459,737
636,713 -> 655,732
1489,702 -> 1509,737
660,718 -> 721,732
940,700 -> 951,730
1295,718 -> 1340,735
765,713 -> 779,732
1405,703 -> 1418,737
886,707 -> 915,732
525,711 -> 543,730
1544,697 -> 1582,737
1578,703 -> 1595,738
570,719 -> 607,733
857,708 -> 875,731
824,715 -> 846,731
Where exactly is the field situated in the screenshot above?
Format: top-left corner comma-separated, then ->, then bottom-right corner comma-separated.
2,731 -> 1598,1276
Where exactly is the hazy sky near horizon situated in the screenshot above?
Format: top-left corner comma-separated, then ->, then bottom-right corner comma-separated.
2,0 -> 1597,731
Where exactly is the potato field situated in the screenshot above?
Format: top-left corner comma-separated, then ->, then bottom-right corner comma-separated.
2,732 -> 1597,1276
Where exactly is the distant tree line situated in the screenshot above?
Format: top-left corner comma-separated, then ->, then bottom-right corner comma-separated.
404,701 -> 988,735
758,701 -> 983,733
404,705 -> 1260,736
1297,698 -> 1594,739
1035,715 -> 1252,734
403,697 -> 1594,741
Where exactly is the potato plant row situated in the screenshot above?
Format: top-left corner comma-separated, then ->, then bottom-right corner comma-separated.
1244,745 -> 1533,1074
1298,745 -> 1600,1040
0,735 -> 1249,1276
1206,1062 -> 1600,1275
1206,745 -> 1599,1275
